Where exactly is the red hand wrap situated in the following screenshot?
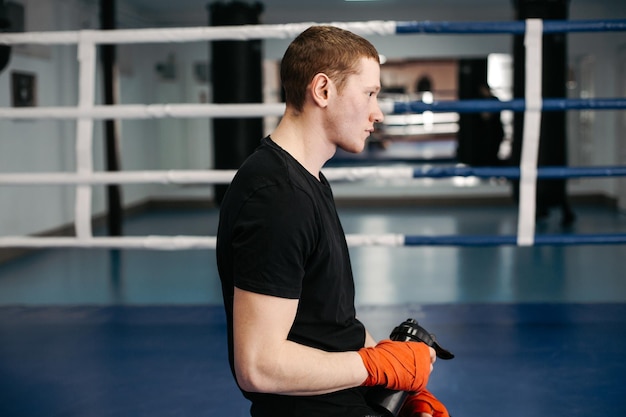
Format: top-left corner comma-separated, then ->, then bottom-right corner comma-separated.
357,339 -> 432,393
399,389 -> 450,417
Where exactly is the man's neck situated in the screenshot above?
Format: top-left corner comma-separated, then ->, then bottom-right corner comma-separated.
270,110 -> 336,180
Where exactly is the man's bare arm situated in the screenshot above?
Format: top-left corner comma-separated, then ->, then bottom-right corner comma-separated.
232,287 -> 368,396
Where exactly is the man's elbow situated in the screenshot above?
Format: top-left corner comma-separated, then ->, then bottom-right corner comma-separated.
235,361 -> 276,393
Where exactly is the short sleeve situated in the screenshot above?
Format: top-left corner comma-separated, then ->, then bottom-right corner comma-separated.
231,182 -> 318,299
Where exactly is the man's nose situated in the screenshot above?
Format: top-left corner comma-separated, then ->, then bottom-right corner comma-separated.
372,101 -> 384,123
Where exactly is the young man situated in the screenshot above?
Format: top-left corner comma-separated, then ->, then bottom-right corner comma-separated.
217,25 -> 449,417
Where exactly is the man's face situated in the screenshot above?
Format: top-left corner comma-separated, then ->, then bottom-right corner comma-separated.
325,57 -> 384,154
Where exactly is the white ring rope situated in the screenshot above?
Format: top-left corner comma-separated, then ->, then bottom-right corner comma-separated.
0,234 -> 406,250
0,21 -> 397,45
0,103 -> 287,120
0,170 -> 239,185
0,236 -> 217,250
0,167 -> 414,186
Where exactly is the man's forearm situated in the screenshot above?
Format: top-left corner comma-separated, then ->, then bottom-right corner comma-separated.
235,338 -> 368,396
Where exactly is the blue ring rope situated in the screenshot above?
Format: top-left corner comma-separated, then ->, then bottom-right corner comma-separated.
403,233 -> 626,246
391,98 -> 626,114
411,166 -> 626,179
394,19 -> 626,35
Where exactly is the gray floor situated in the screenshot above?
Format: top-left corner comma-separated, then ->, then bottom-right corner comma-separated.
0,201 -> 625,307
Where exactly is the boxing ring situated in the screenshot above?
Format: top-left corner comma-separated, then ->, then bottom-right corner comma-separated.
1,18 -> 625,250
1,17 -> 626,417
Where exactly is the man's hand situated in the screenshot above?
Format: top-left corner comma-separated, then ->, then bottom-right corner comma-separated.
399,389 -> 450,417
357,339 -> 436,393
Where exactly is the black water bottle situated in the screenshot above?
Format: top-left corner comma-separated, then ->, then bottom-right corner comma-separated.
366,318 -> 454,416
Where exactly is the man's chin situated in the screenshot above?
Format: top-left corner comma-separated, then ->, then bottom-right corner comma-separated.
340,143 -> 367,155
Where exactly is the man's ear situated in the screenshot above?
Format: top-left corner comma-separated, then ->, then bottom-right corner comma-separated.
310,73 -> 331,108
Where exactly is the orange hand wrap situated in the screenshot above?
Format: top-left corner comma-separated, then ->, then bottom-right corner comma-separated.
399,389 -> 450,417
357,339 -> 432,393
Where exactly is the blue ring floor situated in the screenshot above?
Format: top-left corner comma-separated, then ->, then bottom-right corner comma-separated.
1,303 -> 625,416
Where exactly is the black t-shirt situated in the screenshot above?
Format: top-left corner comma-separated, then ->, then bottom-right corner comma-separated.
216,137 -> 376,417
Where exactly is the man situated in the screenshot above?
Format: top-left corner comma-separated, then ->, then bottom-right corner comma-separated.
217,25 -> 449,417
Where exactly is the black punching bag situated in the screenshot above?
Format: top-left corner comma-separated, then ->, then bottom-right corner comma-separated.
208,1 -> 264,204
511,0 -> 575,225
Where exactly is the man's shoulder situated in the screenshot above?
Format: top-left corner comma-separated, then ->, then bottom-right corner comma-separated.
234,140 -> 317,195
231,142 -> 288,190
